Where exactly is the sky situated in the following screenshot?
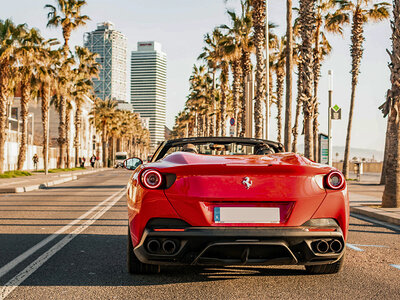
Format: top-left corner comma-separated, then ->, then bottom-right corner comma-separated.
0,0 -> 391,154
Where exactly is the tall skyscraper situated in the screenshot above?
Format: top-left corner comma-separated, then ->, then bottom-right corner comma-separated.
131,41 -> 167,149
84,22 -> 127,102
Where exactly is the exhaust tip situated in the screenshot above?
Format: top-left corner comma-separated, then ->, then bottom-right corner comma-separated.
330,239 -> 343,253
316,240 -> 329,254
147,239 -> 161,253
162,240 -> 177,254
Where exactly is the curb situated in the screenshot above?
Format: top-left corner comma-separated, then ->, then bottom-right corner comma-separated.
350,205 -> 400,226
0,168 -> 107,194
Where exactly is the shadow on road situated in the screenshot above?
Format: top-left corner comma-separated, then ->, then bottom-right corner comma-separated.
0,233 -> 308,287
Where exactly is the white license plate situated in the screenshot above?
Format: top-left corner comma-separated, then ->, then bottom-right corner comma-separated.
214,207 -> 280,223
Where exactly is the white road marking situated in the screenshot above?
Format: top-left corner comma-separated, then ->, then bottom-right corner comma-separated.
346,244 -> 364,251
350,212 -> 400,232
0,188 -> 125,299
351,244 -> 388,248
0,188 -> 125,280
390,264 -> 400,270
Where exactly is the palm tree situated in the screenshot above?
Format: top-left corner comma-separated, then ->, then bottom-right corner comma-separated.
37,47 -> 60,174
312,0 -> 346,160
0,19 -> 25,174
16,27 -> 43,170
220,8 -> 246,136
298,0 -> 317,160
382,0 -> 400,208
284,0 -> 294,151
272,37 -> 286,143
91,98 -> 117,167
73,46 -> 99,167
331,0 -> 390,177
45,0 -> 90,54
53,55 -> 75,168
250,0 -> 266,138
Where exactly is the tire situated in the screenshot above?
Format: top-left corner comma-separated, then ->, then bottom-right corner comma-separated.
305,252 -> 345,274
127,227 -> 160,274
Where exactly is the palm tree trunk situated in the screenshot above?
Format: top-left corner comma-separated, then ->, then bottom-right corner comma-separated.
284,0 -> 294,151
380,113 -> 391,184
343,11 -> 364,178
58,96 -> 66,168
382,0 -> 400,208
41,84 -> 50,174
65,106 -> 71,168
313,20 -> 322,161
74,106 -> 82,167
299,0 -> 316,160
292,65 -> 303,153
0,68 -> 10,174
383,101 -> 400,207
17,83 -> 30,170
241,50 -> 251,137
252,0 -> 266,139
276,71 -> 285,143
232,59 -> 242,136
102,124 -> 108,168
211,70 -> 216,136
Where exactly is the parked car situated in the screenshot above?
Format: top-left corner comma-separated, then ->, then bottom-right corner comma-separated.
124,137 -> 349,274
115,152 -> 128,168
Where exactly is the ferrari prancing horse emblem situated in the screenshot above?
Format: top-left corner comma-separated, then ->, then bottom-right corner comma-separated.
242,177 -> 252,189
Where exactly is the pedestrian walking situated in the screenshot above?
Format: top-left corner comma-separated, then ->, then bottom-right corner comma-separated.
80,157 -> 86,168
32,154 -> 39,171
90,155 -> 96,168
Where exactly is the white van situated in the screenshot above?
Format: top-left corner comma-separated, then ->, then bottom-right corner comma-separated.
115,152 -> 128,168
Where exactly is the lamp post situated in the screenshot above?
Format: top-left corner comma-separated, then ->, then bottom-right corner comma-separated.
328,70 -> 333,166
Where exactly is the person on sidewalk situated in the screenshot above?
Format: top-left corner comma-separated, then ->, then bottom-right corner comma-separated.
32,154 -> 39,171
80,157 -> 86,168
90,155 -> 96,168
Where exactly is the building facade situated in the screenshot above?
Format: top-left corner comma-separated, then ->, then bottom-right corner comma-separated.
130,41 -> 167,149
84,22 -> 127,102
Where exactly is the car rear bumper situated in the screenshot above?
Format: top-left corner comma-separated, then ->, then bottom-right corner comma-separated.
133,226 -> 345,266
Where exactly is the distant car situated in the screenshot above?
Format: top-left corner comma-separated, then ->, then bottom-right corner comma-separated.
115,152 -> 128,168
124,137 -> 349,274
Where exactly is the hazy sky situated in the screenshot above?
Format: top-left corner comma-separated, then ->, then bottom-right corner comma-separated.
1,0 -> 391,153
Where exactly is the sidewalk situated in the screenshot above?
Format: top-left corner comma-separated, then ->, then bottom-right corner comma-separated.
348,173 -> 400,227
0,168 -> 107,193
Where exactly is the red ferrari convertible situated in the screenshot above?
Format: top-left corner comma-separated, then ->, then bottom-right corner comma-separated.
124,137 -> 349,274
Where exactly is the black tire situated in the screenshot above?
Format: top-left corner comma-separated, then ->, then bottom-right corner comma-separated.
305,252 -> 345,274
127,227 -> 160,274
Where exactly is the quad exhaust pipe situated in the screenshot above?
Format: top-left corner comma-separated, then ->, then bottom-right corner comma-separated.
316,240 -> 329,253
146,239 -> 178,254
147,239 -> 161,253
329,239 -> 343,253
162,240 -> 177,254
314,239 -> 343,254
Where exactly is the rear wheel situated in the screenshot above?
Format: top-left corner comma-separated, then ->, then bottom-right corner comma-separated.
127,227 -> 160,274
305,252 -> 345,274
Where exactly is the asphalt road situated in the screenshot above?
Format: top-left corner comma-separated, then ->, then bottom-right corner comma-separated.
0,170 -> 399,300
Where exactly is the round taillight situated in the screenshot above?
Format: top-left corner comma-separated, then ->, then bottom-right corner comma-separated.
141,169 -> 162,189
325,171 -> 345,190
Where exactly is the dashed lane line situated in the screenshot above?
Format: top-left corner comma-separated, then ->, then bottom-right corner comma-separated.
0,188 -> 126,299
0,188 -> 125,280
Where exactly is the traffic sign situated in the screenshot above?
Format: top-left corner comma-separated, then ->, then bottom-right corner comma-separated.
332,104 -> 340,112
230,118 -> 235,126
331,107 -> 341,120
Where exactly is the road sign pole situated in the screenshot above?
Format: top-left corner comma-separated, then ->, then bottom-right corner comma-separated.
328,70 -> 333,166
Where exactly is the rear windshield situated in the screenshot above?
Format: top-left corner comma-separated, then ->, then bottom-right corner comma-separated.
116,155 -> 127,160
160,142 -> 274,159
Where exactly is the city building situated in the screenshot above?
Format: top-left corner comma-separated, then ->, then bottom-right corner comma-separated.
130,41 -> 167,149
84,22 -> 127,102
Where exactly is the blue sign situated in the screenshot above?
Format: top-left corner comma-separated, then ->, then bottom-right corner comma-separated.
230,118 -> 235,126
